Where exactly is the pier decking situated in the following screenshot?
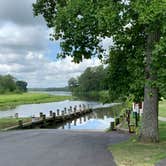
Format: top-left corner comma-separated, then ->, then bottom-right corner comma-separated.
3,105 -> 92,131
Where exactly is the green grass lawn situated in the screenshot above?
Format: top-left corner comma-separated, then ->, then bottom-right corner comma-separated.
110,101 -> 166,166
159,100 -> 166,117
0,117 -> 31,130
110,121 -> 166,166
0,93 -> 72,109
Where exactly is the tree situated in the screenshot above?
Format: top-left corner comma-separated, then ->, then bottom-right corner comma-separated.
0,75 -> 16,93
0,75 -> 28,94
33,0 -> 166,142
16,81 -> 28,92
68,77 -> 78,92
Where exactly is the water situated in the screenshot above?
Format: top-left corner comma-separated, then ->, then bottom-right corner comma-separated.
0,100 -> 100,118
0,91 -> 121,131
55,108 -> 118,130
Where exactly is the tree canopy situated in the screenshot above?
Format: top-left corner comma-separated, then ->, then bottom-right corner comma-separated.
33,0 -> 166,142
0,74 -> 28,94
68,65 -> 109,100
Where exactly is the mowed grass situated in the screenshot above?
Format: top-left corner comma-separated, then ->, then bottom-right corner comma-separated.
159,100 -> 166,117
110,121 -> 166,166
0,93 -> 72,109
0,117 -> 31,130
110,101 -> 166,166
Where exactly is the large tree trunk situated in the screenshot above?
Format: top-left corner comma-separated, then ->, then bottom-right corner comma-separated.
139,30 -> 160,143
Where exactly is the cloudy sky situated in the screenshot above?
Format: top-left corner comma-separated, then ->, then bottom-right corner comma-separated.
0,0 -> 111,88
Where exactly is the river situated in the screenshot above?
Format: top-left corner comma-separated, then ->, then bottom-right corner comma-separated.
0,91 -> 121,130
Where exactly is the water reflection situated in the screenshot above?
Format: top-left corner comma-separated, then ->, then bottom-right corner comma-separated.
50,106 -> 122,131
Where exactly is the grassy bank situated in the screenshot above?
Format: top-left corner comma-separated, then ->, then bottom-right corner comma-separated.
110,100 -> 166,166
0,93 -> 72,109
159,100 -> 166,117
0,118 -> 31,130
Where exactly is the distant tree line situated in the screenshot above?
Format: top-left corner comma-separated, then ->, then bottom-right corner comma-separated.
68,65 -> 109,101
29,86 -> 69,92
0,74 -> 27,94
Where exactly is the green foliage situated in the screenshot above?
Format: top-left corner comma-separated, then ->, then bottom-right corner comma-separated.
0,118 -> 31,130
16,81 -> 28,92
29,87 -> 69,91
159,100 -> 166,117
0,75 -> 16,93
68,65 -> 109,101
110,122 -> 166,166
0,74 -> 28,94
68,77 -> 78,92
33,0 -> 166,101
0,93 -> 72,109
33,1 -> 166,141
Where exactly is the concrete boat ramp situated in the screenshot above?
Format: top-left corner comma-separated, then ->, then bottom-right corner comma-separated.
0,129 -> 129,166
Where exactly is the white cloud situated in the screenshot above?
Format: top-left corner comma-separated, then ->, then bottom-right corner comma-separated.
0,52 -> 101,88
0,0 -> 105,88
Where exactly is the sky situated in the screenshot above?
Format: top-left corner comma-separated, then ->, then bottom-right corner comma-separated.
0,0 -> 111,88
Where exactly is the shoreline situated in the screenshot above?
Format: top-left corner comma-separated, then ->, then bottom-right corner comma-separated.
0,93 -> 72,111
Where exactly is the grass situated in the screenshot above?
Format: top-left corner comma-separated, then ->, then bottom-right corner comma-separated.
0,117 -> 31,130
0,93 -> 72,110
110,101 -> 166,166
159,100 -> 166,117
110,121 -> 166,166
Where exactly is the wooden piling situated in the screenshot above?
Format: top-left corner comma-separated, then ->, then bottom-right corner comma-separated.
40,112 -> 43,118
7,105 -> 93,130
57,109 -> 60,116
49,110 -> 53,117
15,113 -> 19,118
64,108 -> 67,114
62,111 -> 65,116
53,112 -> 56,120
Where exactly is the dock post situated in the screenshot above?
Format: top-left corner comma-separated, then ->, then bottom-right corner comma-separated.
15,113 -> 19,118
79,104 -> 82,112
49,110 -> 53,117
40,112 -> 43,118
83,104 -> 86,112
74,106 -> 76,113
42,114 -> 46,120
75,105 -> 77,112
64,108 -> 67,114
68,109 -> 70,115
53,112 -> 56,120
57,109 -> 60,116
70,106 -> 72,112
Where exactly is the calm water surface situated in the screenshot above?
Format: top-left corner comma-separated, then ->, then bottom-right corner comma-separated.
0,100 -> 101,118
54,107 -> 118,130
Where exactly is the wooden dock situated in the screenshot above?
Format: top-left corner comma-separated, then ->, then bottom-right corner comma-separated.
3,105 -> 92,131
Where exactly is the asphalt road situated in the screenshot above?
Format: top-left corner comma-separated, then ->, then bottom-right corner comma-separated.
0,130 -> 129,166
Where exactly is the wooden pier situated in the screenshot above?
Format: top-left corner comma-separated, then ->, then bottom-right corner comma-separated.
4,105 -> 92,131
